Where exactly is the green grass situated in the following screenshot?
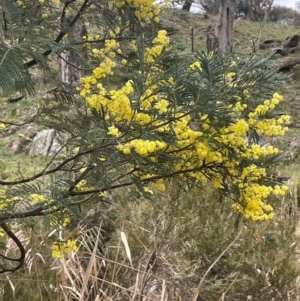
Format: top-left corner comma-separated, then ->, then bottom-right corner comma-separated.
0,153 -> 49,180
162,10 -> 300,52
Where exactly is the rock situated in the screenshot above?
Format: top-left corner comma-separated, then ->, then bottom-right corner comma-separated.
5,136 -> 32,154
273,48 -> 287,56
5,140 -> 22,153
7,92 -> 25,103
29,129 -> 68,156
5,125 -> 19,136
25,123 -> 38,137
283,35 -> 300,48
4,123 -> 38,153
259,39 -> 277,49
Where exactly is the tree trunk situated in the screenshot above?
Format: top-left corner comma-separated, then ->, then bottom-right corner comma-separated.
58,21 -> 87,86
244,0 -> 270,21
214,0 -> 235,53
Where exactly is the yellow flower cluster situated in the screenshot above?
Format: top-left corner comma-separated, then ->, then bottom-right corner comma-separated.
195,141 -> 223,163
233,102 -> 247,112
143,187 -> 153,194
189,52 -> 214,70
248,93 -> 290,136
190,61 -> 202,70
80,30 -> 172,131
242,144 -> 279,160
226,71 -> 236,78
140,85 -> 159,109
134,112 -> 152,125
78,26 -> 290,221
114,0 -> 162,22
154,99 -> 169,113
80,31 -> 121,98
240,165 -> 266,182
173,115 -> 203,143
75,179 -> 94,191
0,189 -> 19,210
51,239 -> 78,258
117,139 -> 166,155
84,80 -> 133,122
108,125 -> 120,137
145,30 -> 170,63
30,193 -> 47,202
219,119 -> 249,148
233,183 -> 288,220
152,179 -> 166,191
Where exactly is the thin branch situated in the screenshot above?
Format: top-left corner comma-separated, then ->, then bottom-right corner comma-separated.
68,164 -> 95,193
60,0 -> 76,28
0,166 -> 205,222
0,119 -> 34,127
0,206 -> 45,222
67,166 -> 205,197
0,141 -> 117,185
72,36 -> 136,45
0,223 -> 26,273
55,51 -> 93,71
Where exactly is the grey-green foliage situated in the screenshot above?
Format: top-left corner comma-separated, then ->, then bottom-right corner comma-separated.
0,0 -> 157,96
0,48 -> 34,95
0,0 -> 34,94
2,47 -> 287,226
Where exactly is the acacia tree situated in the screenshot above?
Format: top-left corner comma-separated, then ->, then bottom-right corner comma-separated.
0,0 -> 290,274
235,0 -> 273,20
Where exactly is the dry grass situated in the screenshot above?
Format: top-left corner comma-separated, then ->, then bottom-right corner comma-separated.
0,179 -> 299,300
17,181 -> 296,301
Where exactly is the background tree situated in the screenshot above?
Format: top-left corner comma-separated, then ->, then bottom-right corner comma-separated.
199,0 -> 221,14
58,19 -> 87,86
236,0 -> 273,20
214,0 -> 236,52
268,5 -> 299,23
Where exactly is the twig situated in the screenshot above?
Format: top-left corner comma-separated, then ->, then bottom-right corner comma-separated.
191,227 -> 244,301
56,51 -> 93,72
0,142 -> 116,185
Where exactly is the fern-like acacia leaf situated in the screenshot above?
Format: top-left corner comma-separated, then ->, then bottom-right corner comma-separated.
0,48 -> 34,94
